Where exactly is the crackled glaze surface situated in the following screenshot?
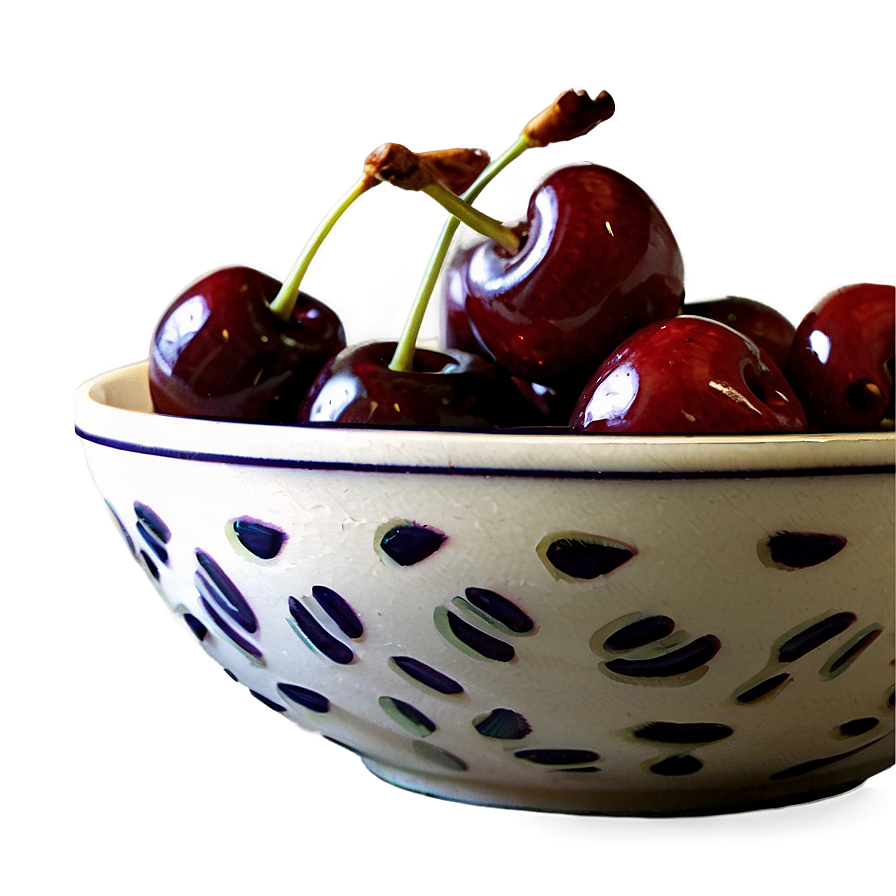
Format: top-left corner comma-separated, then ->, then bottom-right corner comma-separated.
75,362 -> 895,815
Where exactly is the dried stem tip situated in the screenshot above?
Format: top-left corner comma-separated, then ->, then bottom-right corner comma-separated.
363,143 -> 490,194
523,89 -> 615,147
419,147 -> 490,195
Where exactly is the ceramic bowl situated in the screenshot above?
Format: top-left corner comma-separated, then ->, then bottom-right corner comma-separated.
74,361 -> 895,816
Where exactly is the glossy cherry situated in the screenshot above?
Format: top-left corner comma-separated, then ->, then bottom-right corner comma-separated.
299,95 -> 615,433
298,341 -> 541,429
444,239 -> 581,423
445,163 -> 684,391
684,296 -> 796,372
149,266 -> 345,422
570,315 -> 807,435
148,147 -> 490,424
786,283 -> 895,430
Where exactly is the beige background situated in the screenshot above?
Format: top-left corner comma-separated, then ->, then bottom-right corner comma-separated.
3,1 -> 892,894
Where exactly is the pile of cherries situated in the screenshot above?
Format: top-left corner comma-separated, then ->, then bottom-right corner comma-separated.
149,90 -> 894,436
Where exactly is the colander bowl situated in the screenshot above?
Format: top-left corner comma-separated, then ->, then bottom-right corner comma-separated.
74,361 -> 895,815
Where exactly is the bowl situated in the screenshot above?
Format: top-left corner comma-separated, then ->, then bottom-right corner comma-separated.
74,361 -> 895,816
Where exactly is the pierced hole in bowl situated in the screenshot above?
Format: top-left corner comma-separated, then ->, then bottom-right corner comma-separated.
836,717 -> 879,738
137,522 -> 169,564
228,517 -> 287,560
379,697 -> 437,737
734,672 -> 792,705
311,585 -> 364,640
537,531 -> 636,582
182,612 -> 208,642
388,656 -> 464,695
198,596 -> 265,664
821,626 -> 883,680
453,587 -> 535,635
195,550 -> 259,634
602,615 -> 676,653
632,721 -> 733,745
287,596 -> 354,665
277,683 -> 330,714
758,532 -> 847,570
777,611 -> 857,663
473,708 -> 532,740
434,606 -> 515,662
515,749 -> 599,766
604,635 -> 721,679
250,690 -> 287,713
377,521 -> 447,567
140,550 -> 160,581
134,500 -> 171,545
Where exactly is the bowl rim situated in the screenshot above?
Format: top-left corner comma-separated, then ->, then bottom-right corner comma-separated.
74,361 -> 896,479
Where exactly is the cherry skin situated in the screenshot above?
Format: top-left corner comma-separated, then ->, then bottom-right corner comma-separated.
684,296 -> 796,372
441,239 -> 490,358
570,315 -> 807,435
149,266 -> 345,423
447,163 -> 684,391
441,236 -> 576,423
786,283 -> 895,431
297,342 -> 543,430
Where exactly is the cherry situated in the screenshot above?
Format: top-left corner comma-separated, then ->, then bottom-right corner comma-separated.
442,238 -> 575,424
570,315 -> 807,435
390,88 -> 615,373
297,144 -> 542,430
149,147 -> 489,423
150,266 -> 346,422
438,163 -> 684,392
786,283 -> 895,431
684,296 -> 796,372
299,341 -> 541,429
298,93 -> 616,431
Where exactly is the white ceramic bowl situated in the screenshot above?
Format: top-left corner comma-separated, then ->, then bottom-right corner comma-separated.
74,361 -> 895,815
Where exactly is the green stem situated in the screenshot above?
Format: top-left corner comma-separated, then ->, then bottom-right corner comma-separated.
421,182 -> 520,254
388,135 -> 531,372
268,176 -> 372,321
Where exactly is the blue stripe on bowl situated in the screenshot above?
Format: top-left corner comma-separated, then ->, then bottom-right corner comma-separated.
74,427 -> 895,482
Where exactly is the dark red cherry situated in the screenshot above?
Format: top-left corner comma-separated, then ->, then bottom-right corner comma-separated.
298,342 -> 542,430
441,239 -> 492,358
449,163 -> 684,391
149,266 -> 345,422
684,296 -> 796,372
442,236 -> 576,424
570,315 -> 807,435
786,283 -> 895,430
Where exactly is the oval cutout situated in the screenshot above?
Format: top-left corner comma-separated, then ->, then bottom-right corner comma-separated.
759,532 -> 847,570
537,531 -> 635,582
231,517 -> 287,560
379,522 -> 447,566
287,596 -> 354,664
434,607 -> 515,662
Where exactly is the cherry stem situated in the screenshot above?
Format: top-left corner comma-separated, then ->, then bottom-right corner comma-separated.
389,135 -> 529,372
386,88 -> 614,372
421,182 -> 521,254
268,175 -> 374,322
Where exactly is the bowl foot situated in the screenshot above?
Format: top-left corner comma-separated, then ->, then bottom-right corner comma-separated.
359,756 -> 891,818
